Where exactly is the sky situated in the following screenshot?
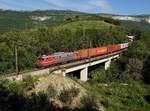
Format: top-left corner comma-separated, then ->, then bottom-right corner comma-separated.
0,0 -> 150,15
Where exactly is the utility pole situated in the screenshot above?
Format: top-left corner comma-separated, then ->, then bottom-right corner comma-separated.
83,26 -> 85,37
15,46 -> 19,75
90,41 -> 92,48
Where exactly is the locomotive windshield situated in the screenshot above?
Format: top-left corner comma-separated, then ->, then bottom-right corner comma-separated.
38,55 -> 48,61
38,58 -> 45,60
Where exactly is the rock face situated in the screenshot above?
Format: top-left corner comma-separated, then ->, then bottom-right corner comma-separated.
31,16 -> 52,21
145,18 -> 150,23
112,16 -> 141,22
112,16 -> 150,24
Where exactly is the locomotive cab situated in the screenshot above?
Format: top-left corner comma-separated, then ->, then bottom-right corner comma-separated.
36,55 -> 54,68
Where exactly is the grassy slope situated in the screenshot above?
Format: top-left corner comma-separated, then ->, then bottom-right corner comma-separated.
32,74 -> 87,108
34,74 -> 86,95
84,81 -> 150,111
29,73 -> 150,111
54,20 -> 114,32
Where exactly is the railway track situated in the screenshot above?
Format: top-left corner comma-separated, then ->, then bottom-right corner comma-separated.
1,49 -> 127,81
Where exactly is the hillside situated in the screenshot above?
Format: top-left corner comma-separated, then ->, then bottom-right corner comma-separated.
0,9 -> 87,33
97,13 -> 150,30
0,9 -> 150,33
120,20 -> 150,31
54,20 -> 114,32
1,70 -> 150,111
98,13 -> 150,23
0,19 -> 127,74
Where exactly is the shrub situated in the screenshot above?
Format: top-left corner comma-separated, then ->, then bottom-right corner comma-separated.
124,58 -> 143,81
142,55 -> 150,84
90,68 -> 107,83
22,75 -> 38,90
26,92 -> 56,111
80,95 -> 99,111
47,84 -> 57,98
0,80 -> 58,111
59,87 -> 80,105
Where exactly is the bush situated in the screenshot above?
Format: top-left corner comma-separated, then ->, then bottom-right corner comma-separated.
47,84 -> 57,98
0,80 -> 59,111
22,75 -> 38,90
59,87 -> 80,105
90,62 -> 121,83
125,58 -> 143,81
90,68 -> 107,83
26,92 -> 57,111
142,55 -> 150,84
0,80 -> 26,111
104,17 -> 120,25
80,95 -> 99,111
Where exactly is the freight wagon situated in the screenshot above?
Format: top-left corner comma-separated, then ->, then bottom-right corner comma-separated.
36,43 -> 129,68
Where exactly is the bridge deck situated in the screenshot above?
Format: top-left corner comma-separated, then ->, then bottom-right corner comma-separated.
6,49 -> 127,80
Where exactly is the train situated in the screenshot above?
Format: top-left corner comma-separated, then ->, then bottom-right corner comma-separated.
36,42 -> 129,68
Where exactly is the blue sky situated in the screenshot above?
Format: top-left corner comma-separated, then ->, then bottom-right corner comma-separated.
0,0 -> 150,15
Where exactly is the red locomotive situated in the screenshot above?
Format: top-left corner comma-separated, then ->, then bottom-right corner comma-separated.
36,43 -> 129,68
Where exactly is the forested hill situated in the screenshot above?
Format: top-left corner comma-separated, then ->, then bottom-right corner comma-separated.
0,9 -> 150,33
0,9 -> 149,74
0,9 -> 87,33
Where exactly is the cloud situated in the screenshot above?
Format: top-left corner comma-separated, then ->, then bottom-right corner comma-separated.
0,0 -> 113,13
45,0 -> 82,8
88,0 -> 112,11
45,0 -> 87,11
45,0 -> 65,7
45,0 -> 113,13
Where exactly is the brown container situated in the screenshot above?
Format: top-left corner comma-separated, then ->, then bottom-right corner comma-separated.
73,47 -> 108,60
88,48 -> 97,57
96,47 -> 108,55
108,44 -> 121,53
73,49 -> 89,60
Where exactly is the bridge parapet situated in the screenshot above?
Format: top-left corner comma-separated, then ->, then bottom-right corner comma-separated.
6,50 -> 123,81
55,54 -> 119,81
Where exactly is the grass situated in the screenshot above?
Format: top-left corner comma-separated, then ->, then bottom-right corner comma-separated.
33,74 -> 150,110
1,73 -> 150,110
54,20 -> 114,32
83,81 -> 150,111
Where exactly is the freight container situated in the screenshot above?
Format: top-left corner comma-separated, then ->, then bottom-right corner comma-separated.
73,49 -> 89,60
88,48 -> 97,57
96,47 -> 108,55
121,43 -> 129,49
107,44 -> 121,53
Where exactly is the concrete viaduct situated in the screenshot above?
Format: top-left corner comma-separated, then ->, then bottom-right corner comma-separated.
7,50 -> 125,81
53,53 -> 119,81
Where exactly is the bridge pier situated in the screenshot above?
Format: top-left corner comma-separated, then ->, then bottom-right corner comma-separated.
80,67 -> 88,81
105,59 -> 111,70
62,70 -> 66,77
51,54 -> 119,82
